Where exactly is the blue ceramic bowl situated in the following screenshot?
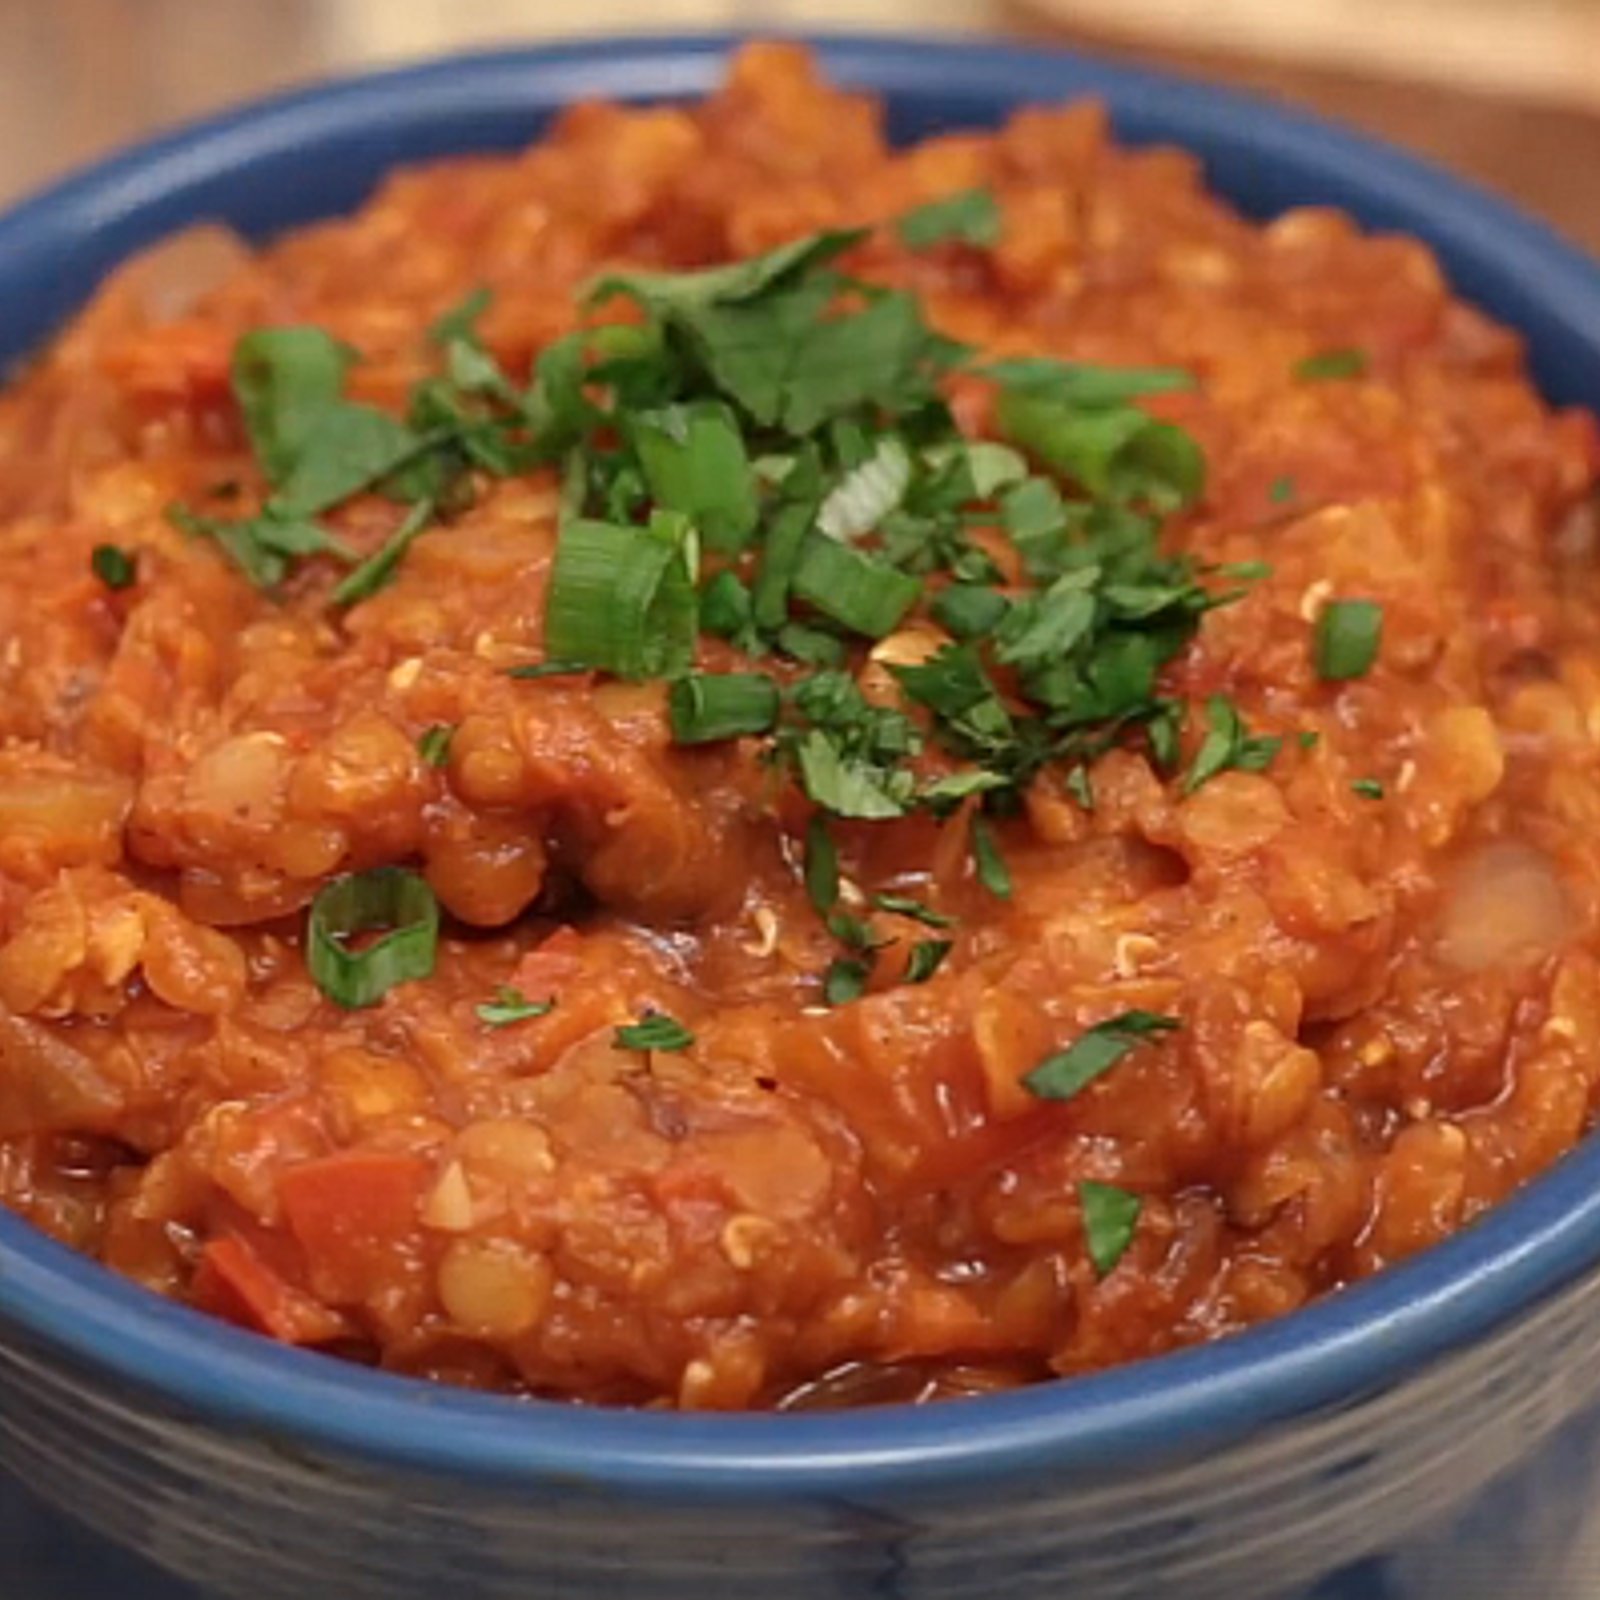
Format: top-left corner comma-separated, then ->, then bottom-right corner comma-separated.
4,33 -> 1600,1600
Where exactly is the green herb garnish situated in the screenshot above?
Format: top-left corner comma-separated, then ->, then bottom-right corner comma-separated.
1080,1181 -> 1142,1276
1314,599 -> 1383,681
669,672 -> 780,744
544,515 -> 698,680
1351,777 -> 1385,799
1023,1010 -> 1180,1101
822,956 -> 872,1005
307,867 -> 439,1010
1295,348 -> 1368,382
614,1011 -> 696,1052
897,187 -> 1002,250
1184,696 -> 1283,794
903,939 -> 953,983
416,724 -> 454,767
91,544 -> 137,590
971,814 -> 1012,900
475,987 -> 555,1027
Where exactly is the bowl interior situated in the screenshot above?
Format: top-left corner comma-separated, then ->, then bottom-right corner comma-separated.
2,30 -> 1600,1500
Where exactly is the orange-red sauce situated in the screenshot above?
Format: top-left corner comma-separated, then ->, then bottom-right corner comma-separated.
2,45 -> 1599,1409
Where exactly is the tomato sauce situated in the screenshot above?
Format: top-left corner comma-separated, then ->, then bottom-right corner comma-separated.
1,44 -> 1598,1409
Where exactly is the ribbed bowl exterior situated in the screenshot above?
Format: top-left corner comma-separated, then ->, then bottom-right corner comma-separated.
5,1264 -> 1600,1599
3,34 -> 1600,1600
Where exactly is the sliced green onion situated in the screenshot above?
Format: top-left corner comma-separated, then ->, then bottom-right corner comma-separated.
475,986 -> 555,1027
614,1011 -> 695,1052
91,544 -> 137,590
1080,1181 -> 1141,1277
817,436 -> 913,541
790,534 -> 920,639
308,867 -> 439,1010
1351,777 -> 1385,799
1023,1011 -> 1180,1101
804,814 -> 840,915
1268,474 -> 1298,505
668,672 -> 779,744
1295,348 -> 1368,382
1314,599 -> 1383,681
544,514 -> 698,680
971,814 -> 1012,900
416,724 -> 454,767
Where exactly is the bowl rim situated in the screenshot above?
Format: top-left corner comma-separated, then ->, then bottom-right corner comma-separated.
4,28 -> 1600,1502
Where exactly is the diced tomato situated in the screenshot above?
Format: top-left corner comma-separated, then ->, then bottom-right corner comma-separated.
192,1234 -> 348,1346
277,1150 -> 431,1305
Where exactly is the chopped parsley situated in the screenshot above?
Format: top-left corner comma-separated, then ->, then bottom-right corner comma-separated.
1024,1010 -> 1180,1101
187,219 -> 1289,1015
1314,599 -> 1383,681
416,724 -> 454,767
1184,695 -> 1283,794
896,187 -> 1003,251
475,987 -> 555,1027
1080,1181 -> 1142,1277
971,815 -> 1013,900
1268,474 -> 1298,505
91,544 -> 137,589
823,956 -> 872,1006
903,939 -> 953,983
1295,348 -> 1369,382
871,892 -> 955,928
614,1011 -> 696,1052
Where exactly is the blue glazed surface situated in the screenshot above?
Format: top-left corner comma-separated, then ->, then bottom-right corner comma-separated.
3,31 -> 1600,1600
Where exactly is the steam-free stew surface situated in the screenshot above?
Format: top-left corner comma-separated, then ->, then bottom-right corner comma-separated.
1,45 -> 1597,1409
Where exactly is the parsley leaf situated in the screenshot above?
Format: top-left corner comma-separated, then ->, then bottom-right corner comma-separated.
1295,348 -> 1368,382
871,893 -> 955,928
904,939 -> 954,983
1183,695 -> 1282,793
630,400 -> 758,553
614,1011 -> 696,1052
804,814 -> 841,915
417,724 -> 454,767
1023,1010 -> 1180,1100
91,544 -> 137,590
475,986 -> 555,1027
823,956 -> 872,1006
1080,1181 -> 1141,1276
897,188 -> 1002,250
971,814 -> 1013,899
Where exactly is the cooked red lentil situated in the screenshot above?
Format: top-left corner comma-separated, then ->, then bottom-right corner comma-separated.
2,45 -> 1598,1410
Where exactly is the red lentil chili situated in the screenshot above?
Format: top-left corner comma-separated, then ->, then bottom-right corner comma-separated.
1,45 -> 1598,1410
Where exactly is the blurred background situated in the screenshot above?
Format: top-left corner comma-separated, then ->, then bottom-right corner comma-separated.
0,0 -> 1596,248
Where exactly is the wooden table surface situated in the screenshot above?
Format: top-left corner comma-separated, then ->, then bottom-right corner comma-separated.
0,0 -> 1596,255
